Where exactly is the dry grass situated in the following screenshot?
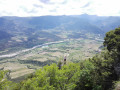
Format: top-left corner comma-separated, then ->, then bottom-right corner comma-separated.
51,52 -> 63,57
3,62 -> 27,71
10,68 -> 35,79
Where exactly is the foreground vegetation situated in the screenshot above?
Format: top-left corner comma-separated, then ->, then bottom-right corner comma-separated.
0,51 -> 114,90
0,27 -> 120,90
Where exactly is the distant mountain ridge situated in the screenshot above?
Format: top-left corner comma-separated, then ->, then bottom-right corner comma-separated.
1,14 -> 120,33
0,14 -> 120,51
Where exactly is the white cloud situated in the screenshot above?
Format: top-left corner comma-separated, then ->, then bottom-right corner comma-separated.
85,0 -> 120,16
0,0 -> 120,16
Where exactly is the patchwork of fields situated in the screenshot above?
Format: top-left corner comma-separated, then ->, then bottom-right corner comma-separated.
0,32 -> 103,82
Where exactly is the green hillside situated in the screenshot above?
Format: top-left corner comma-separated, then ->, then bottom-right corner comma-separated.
0,27 -> 120,90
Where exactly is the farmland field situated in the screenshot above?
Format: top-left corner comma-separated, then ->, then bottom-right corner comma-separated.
0,32 -> 103,82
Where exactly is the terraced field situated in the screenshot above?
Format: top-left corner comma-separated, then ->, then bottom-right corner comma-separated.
0,33 -> 103,82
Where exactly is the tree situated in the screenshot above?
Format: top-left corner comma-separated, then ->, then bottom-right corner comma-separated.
104,27 -> 120,57
0,70 -> 18,90
104,27 -> 120,80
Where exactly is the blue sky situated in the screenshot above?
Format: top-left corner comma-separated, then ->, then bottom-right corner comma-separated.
0,0 -> 120,17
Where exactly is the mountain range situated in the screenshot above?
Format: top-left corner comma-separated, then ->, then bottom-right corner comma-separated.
0,14 -> 120,51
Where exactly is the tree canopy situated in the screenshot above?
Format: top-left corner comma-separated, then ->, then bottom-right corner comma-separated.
104,27 -> 120,52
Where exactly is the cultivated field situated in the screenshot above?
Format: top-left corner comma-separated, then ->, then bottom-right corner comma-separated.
0,32 -> 103,82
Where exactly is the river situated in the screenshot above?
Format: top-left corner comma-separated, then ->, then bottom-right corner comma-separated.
0,40 -> 64,58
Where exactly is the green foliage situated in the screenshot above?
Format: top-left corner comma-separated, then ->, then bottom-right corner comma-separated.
104,27 -> 120,81
0,70 -> 18,90
89,51 -> 114,89
104,27 -> 120,53
75,60 -> 97,90
57,61 -> 62,69
19,63 -> 77,90
17,56 -> 113,90
0,50 -> 115,90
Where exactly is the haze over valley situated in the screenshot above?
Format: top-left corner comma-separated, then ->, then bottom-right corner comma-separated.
1,0 -> 120,89
0,14 -> 120,52
0,14 -> 120,82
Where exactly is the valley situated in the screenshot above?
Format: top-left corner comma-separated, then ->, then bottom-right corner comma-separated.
0,14 -> 119,82
0,0 -> 120,89
0,32 -> 103,82
0,14 -> 120,52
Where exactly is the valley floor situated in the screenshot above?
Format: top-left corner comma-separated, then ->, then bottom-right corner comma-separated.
0,36 -> 103,82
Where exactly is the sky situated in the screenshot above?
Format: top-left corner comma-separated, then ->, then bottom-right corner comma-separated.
0,0 -> 120,17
